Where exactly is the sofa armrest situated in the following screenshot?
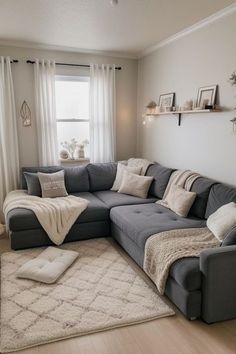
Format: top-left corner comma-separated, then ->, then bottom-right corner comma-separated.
200,246 -> 236,323
200,245 -> 236,323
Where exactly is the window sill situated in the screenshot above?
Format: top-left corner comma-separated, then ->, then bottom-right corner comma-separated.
60,158 -> 90,165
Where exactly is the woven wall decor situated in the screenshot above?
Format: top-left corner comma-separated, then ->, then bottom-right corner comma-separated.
20,100 -> 31,127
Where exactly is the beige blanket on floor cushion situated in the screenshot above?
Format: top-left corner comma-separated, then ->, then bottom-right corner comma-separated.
3,190 -> 89,245
157,169 -> 200,209
143,227 -> 220,295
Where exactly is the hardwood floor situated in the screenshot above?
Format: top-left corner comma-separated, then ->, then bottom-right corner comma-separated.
1,235 -> 236,354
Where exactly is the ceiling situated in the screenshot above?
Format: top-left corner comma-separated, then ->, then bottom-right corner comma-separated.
0,0 -> 235,57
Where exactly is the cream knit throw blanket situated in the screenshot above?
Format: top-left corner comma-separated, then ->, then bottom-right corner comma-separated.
143,227 -> 220,295
3,190 -> 89,245
128,158 -> 153,175
157,169 -> 200,209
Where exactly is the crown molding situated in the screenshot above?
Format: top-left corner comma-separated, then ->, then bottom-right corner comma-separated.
1,3 -> 235,61
139,3 -> 236,58
0,39 -> 138,60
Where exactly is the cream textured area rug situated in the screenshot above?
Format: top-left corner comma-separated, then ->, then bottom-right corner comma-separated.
0,238 -> 174,353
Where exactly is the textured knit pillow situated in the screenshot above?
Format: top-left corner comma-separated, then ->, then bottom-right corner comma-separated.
24,172 -> 42,196
118,171 -> 153,199
166,185 -> 196,217
38,170 -> 68,198
111,163 -> 141,191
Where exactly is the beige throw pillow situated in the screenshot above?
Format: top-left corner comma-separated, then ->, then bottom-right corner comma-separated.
38,170 -> 68,198
111,163 -> 141,191
207,202 -> 236,241
166,185 -> 196,217
118,171 -> 153,199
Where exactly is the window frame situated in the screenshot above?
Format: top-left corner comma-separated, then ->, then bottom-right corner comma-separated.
55,75 -> 90,123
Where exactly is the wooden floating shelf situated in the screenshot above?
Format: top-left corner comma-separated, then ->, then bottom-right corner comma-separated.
146,109 -> 222,126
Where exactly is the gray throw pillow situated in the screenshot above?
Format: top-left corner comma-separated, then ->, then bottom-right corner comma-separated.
24,172 -> 42,196
38,170 -> 68,198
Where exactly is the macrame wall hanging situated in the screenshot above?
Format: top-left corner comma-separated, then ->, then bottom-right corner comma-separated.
20,100 -> 31,127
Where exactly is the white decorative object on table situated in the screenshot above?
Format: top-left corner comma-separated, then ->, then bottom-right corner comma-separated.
59,149 -> 69,159
77,139 -> 89,158
61,138 -> 78,159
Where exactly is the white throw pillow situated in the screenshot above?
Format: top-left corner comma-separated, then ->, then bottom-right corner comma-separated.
16,247 -> 78,284
111,163 -> 141,191
165,185 -> 196,217
118,171 -> 153,199
207,202 -> 236,241
38,170 -> 68,198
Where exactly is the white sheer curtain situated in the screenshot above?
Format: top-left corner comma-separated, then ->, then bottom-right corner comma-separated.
89,64 -> 116,163
34,59 -> 58,166
0,56 -> 19,223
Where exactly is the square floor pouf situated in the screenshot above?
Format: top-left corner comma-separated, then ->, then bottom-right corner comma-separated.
16,246 -> 79,284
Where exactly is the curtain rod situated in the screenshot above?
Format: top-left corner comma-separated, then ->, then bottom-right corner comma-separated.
4,59 -> 19,63
0,59 -> 18,63
26,60 -> 122,70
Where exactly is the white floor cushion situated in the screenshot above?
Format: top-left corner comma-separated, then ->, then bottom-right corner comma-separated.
16,247 -> 79,284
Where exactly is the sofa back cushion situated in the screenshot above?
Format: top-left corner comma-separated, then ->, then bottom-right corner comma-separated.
21,166 -> 89,194
87,163 -> 117,192
222,227 -> 236,246
146,163 -> 174,199
21,166 -> 63,189
64,166 -> 89,193
205,183 -> 236,218
189,177 -> 216,219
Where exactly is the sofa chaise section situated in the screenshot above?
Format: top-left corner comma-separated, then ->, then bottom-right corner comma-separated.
9,166 -> 112,249
110,174 -> 217,320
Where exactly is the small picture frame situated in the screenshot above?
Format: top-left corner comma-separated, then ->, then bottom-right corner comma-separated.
196,85 -> 217,109
159,92 -> 175,108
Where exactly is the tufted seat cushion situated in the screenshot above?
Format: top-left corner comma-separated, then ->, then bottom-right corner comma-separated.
110,203 -> 206,250
16,247 -> 78,284
94,190 -> 157,208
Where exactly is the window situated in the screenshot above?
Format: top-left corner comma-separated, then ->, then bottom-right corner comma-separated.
55,76 -> 90,158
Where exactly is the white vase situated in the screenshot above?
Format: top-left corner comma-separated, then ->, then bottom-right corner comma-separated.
78,147 -> 85,159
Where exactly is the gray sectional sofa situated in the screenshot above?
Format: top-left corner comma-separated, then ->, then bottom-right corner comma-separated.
6,162 -> 236,324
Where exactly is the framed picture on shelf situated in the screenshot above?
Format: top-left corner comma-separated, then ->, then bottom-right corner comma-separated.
196,85 -> 217,109
159,92 -> 175,108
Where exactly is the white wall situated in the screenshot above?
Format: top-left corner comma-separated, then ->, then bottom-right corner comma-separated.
0,45 -> 138,167
137,12 -> 236,186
